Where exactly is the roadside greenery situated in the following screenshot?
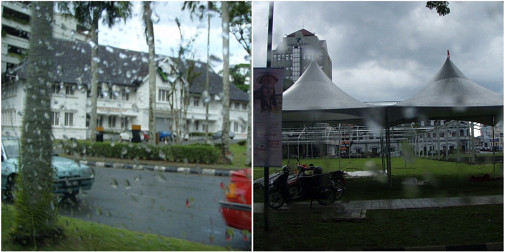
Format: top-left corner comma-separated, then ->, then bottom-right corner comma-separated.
2,204 -> 225,251
254,204 -> 503,250
58,140 -> 220,164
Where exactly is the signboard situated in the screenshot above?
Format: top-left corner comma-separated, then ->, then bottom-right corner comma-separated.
253,68 -> 284,167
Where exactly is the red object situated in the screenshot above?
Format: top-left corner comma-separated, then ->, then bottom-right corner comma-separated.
220,169 -> 252,232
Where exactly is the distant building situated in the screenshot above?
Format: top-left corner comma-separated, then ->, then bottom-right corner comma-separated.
1,1 -> 89,74
272,29 -> 332,88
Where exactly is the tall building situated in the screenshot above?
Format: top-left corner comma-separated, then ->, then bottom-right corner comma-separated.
1,1 -> 89,74
271,29 -> 332,88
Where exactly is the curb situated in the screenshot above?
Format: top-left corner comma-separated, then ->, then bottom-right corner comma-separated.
80,160 -> 232,177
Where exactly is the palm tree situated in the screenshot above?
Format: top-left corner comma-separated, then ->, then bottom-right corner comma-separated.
58,2 -> 133,142
11,1 -> 60,245
143,1 -> 156,145
182,1 -> 219,143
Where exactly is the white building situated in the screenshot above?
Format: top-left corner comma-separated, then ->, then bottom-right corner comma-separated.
1,1 -> 89,74
1,39 -> 249,140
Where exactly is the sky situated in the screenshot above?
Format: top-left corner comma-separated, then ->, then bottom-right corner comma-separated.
98,1 -> 250,72
253,1 -> 504,103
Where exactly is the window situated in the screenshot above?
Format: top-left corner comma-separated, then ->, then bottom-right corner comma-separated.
241,124 -> 246,133
242,103 -> 247,110
122,89 -> 129,101
195,120 -> 200,131
159,89 -> 171,102
234,102 -> 239,110
121,117 -> 129,130
234,122 -> 239,132
64,113 -> 73,126
194,96 -> 200,106
52,84 -> 61,94
108,116 -> 116,128
51,112 -> 59,126
97,116 -> 103,127
65,85 -> 74,95
2,110 -> 16,125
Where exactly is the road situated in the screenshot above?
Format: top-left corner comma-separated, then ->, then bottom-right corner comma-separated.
59,166 -> 251,250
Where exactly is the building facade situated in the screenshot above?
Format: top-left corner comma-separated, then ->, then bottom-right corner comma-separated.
1,1 -> 89,74
271,29 -> 332,88
1,40 -> 249,140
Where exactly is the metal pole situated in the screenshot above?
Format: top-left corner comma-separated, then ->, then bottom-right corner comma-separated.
263,1 -> 274,232
492,117 -> 496,172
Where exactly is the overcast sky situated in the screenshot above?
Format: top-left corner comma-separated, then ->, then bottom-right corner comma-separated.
253,1 -> 504,102
98,1 -> 249,72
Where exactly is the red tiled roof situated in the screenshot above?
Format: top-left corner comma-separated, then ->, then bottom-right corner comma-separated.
287,29 -> 315,37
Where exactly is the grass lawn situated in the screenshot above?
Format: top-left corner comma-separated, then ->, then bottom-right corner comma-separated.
254,204 -> 503,250
1,204 -> 226,251
254,157 -> 503,201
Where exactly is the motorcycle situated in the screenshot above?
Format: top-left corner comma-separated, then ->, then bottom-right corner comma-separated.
268,161 -> 345,209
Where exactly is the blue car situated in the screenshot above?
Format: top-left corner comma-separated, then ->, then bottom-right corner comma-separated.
1,137 -> 94,202
158,130 -> 176,141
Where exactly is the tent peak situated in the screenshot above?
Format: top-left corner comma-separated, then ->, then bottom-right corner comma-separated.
433,56 -> 467,81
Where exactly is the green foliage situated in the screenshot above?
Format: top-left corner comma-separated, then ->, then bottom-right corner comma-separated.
238,140 -> 246,146
62,141 -> 220,164
426,1 -> 450,16
230,63 -> 250,92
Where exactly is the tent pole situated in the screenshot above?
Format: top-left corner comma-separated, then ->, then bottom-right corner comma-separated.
385,106 -> 392,189
492,116 -> 495,172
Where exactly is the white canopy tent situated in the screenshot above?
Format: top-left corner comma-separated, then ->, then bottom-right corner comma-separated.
389,56 -> 503,126
282,61 -> 380,125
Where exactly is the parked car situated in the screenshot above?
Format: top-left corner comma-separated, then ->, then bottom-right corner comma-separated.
213,130 -> 235,140
142,131 -> 150,142
158,130 -> 176,141
219,169 -> 251,232
119,131 -> 132,142
120,131 -> 145,142
1,137 -> 95,202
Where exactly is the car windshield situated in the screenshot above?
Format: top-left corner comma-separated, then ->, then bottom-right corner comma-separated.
2,139 -> 20,159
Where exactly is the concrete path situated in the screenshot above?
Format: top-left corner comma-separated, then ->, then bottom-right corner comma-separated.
254,195 -> 503,219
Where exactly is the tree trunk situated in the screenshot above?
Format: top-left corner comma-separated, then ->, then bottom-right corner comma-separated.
205,1 -> 211,143
13,1 -> 60,244
89,14 -> 100,142
221,2 -> 231,162
144,2 -> 157,145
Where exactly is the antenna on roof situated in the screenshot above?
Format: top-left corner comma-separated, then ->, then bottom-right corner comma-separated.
447,49 -> 450,59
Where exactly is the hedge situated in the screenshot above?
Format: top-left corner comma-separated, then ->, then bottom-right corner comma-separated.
59,140 -> 220,164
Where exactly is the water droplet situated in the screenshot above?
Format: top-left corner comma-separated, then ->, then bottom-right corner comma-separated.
124,179 -> 131,190
110,178 -> 119,189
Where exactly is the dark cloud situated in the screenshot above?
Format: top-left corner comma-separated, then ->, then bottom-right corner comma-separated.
253,1 -> 503,102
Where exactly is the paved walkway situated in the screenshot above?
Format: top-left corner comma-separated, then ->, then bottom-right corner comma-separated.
254,195 -> 503,220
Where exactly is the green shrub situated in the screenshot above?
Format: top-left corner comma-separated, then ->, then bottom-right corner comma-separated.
238,140 -> 246,146
61,141 -> 220,164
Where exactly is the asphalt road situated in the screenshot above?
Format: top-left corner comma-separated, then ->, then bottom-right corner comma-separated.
59,166 -> 251,250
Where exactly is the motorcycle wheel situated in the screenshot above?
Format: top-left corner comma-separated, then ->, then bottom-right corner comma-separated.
268,189 -> 284,209
333,181 -> 344,200
288,185 -> 299,198
317,186 -> 336,206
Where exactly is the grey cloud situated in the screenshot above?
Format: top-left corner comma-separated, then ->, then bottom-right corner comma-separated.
253,1 -> 503,102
